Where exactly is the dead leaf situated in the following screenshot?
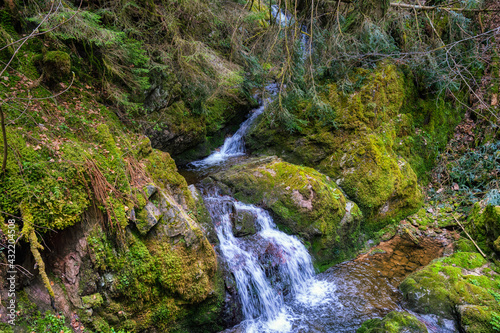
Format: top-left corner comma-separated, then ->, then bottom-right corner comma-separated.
436,188 -> 444,194
453,183 -> 459,191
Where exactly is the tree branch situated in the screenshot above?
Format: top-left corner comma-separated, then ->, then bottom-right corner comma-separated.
0,105 -> 6,175
389,2 -> 500,12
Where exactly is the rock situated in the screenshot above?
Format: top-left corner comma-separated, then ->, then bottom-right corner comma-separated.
144,184 -> 157,199
458,305 -> 494,333
33,51 -> 71,87
135,201 -> 162,235
400,251 -> 496,329
232,205 -> 257,237
466,203 -> 500,255
127,207 -> 136,222
212,156 -> 363,269
82,293 -> 103,309
357,311 -> 427,333
246,62 -> 465,224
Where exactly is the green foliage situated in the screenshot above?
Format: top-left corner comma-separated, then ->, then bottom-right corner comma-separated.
29,312 -> 72,333
492,312 -> 500,331
431,140 -> 500,207
29,5 -> 150,104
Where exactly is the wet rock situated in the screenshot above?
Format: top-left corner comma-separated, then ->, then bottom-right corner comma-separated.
232,206 -> 257,237
357,311 -> 427,333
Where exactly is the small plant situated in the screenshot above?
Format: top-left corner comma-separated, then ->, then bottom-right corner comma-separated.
491,312 -> 500,332
29,312 -> 71,333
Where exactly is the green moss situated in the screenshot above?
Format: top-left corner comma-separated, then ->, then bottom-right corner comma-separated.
357,311 -> 427,333
86,221 -> 218,330
401,251 -> 500,327
456,238 -> 480,253
466,204 -> 500,255
213,157 -> 363,268
144,149 -> 195,210
42,51 -> 71,78
82,293 -> 104,309
460,305 -> 495,333
247,62 -> 424,225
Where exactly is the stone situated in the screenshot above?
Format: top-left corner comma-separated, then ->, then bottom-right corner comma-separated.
82,293 -> 103,309
135,201 -> 162,235
232,206 -> 257,237
144,184 -> 157,199
212,156 -> 363,270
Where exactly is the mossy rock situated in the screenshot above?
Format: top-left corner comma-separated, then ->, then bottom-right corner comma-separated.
82,293 -> 104,309
33,51 -> 71,86
211,156 -> 363,269
146,93 -> 254,161
466,203 -> 500,255
357,311 -> 427,333
458,305 -> 495,333
247,62 -> 424,224
400,251 -> 499,331
232,205 -> 257,237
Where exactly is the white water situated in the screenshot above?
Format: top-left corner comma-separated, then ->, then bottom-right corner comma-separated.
189,83 -> 278,169
203,190 -> 337,332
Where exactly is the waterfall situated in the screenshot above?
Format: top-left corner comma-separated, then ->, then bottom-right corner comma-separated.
202,188 -> 336,332
189,83 -> 278,169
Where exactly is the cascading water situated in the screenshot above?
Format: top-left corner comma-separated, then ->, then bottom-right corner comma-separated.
182,7 -> 445,331
202,188 -> 337,332
188,83 -> 278,169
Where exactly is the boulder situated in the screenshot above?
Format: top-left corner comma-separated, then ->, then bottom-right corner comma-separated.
211,156 -> 363,270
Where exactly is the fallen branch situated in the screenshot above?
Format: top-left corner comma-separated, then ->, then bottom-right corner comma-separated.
389,2 -> 500,12
453,215 -> 487,258
0,105 -> 6,175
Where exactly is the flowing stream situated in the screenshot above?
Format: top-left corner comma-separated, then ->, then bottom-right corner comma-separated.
188,83 -> 342,332
182,7 -> 449,332
182,87 -> 452,332
201,190 -> 338,332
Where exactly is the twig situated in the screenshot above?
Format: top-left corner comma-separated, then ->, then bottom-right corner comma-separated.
0,105 -> 6,175
390,2 -> 500,12
453,215 -> 487,258
0,263 -> 34,278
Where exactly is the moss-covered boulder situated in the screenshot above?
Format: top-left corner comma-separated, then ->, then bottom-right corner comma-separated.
357,311 -> 427,333
33,51 -> 72,86
247,62 -> 461,224
466,203 -> 500,255
211,156 -> 363,269
400,251 -> 500,331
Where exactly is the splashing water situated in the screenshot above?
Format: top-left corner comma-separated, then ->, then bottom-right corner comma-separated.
202,188 -> 337,332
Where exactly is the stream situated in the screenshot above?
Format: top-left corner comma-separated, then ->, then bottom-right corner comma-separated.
179,84 -> 456,332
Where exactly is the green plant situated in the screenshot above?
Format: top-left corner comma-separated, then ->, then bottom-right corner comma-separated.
492,312 -> 500,331
29,312 -> 71,333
